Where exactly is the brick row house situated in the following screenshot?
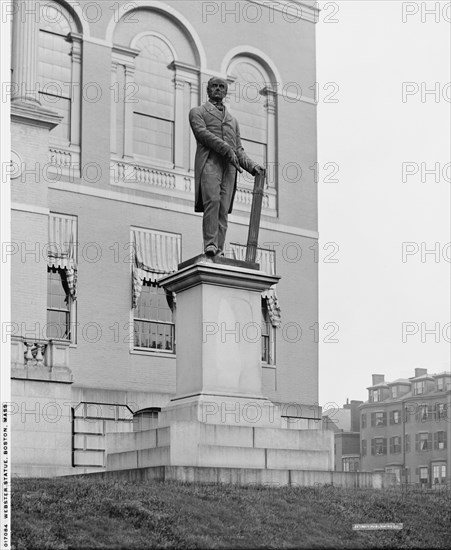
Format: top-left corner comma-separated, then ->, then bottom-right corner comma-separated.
360,369 -> 451,486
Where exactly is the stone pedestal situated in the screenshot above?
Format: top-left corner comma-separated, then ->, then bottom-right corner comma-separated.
105,256 -> 334,479
159,256 -> 281,428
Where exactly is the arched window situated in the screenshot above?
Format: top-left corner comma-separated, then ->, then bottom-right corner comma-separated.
38,2 -> 81,147
110,7 -> 201,191
228,59 -> 269,171
227,56 -> 278,212
133,35 -> 175,163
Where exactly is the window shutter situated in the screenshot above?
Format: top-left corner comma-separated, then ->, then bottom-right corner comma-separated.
389,438 -> 394,454
371,413 -> 375,427
382,412 -> 387,426
415,433 -> 420,451
428,433 -> 432,450
444,431 -> 448,449
371,439 -> 375,455
389,411 -> 393,425
434,432 -> 438,450
382,438 -> 387,455
405,434 -> 410,453
415,467 -> 419,476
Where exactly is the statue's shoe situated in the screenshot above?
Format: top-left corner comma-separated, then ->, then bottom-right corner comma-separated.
205,245 -> 217,257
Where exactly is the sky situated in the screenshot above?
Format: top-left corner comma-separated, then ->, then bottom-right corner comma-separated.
316,1 -> 450,407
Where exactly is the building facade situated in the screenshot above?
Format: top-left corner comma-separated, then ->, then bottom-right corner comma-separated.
9,0 -> 321,476
360,369 -> 451,486
323,399 -> 362,472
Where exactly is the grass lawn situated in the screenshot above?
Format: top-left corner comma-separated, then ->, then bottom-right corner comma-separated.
11,477 -> 451,549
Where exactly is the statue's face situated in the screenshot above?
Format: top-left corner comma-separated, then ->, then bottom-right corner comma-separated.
207,78 -> 228,102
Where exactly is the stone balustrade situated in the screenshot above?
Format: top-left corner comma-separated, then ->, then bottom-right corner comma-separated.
11,335 -> 72,383
110,158 -> 276,213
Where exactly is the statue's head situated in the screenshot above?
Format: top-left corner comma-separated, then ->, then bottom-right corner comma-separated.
207,77 -> 228,102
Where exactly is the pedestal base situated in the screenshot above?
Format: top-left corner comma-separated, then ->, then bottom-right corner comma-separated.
106,419 -> 333,472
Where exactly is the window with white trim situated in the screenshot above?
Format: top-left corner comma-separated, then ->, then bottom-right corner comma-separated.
390,410 -> 401,425
435,431 -> 447,450
436,403 -> 446,420
134,283 -> 175,352
371,389 -> 381,403
133,35 -> 175,163
226,55 -> 278,209
389,436 -> 401,454
131,227 -> 181,353
46,213 -> 78,343
414,380 -> 425,395
419,466 -> 428,484
432,464 -> 446,484
418,432 -> 430,451
371,437 -> 387,456
38,2 -> 81,146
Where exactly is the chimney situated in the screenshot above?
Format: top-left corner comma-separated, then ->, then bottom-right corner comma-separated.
372,374 -> 385,385
415,368 -> 427,378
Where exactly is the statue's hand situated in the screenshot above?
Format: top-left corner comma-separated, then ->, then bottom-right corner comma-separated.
254,165 -> 265,175
227,150 -> 243,173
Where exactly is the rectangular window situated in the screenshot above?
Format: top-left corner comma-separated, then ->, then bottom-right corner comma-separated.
133,112 -> 174,163
390,410 -> 401,425
391,386 -> 398,399
371,438 -> 387,456
39,30 -> 72,142
372,389 -> 380,402
414,381 -> 425,395
390,436 -> 401,454
47,267 -> 72,340
261,299 -> 275,364
436,378 -> 444,391
419,467 -> 428,484
419,404 -> 429,422
436,403 -> 446,420
435,431 -> 447,450
371,412 -> 386,427
133,283 -> 175,352
419,432 -> 430,451
433,464 -> 439,483
405,434 -> 410,453
47,213 -> 78,343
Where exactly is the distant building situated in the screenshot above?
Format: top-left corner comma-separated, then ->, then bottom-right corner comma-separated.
323,399 -> 362,472
360,369 -> 451,486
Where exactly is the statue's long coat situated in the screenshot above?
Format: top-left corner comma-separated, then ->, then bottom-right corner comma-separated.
189,102 -> 258,213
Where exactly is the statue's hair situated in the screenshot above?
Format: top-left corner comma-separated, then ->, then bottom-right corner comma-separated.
207,77 -> 228,89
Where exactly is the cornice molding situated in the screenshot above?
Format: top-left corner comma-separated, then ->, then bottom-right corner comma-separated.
49,181 -> 319,239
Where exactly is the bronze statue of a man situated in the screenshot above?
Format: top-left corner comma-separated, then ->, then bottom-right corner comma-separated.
189,77 -> 265,256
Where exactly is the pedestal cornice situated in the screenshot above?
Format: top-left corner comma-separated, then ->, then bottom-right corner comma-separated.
159,257 -> 280,294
